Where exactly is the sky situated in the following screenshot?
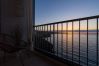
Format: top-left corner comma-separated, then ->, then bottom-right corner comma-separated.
35,0 -> 99,26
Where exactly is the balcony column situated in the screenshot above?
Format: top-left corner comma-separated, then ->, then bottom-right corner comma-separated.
0,0 -> 1,32
0,0 -> 34,50
24,0 -> 34,50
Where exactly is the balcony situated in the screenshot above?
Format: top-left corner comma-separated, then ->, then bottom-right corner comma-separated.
0,15 -> 99,66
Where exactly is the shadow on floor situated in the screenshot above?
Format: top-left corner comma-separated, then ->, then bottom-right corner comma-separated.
0,50 -> 68,66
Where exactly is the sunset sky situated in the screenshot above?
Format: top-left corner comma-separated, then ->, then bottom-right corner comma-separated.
35,0 -> 99,30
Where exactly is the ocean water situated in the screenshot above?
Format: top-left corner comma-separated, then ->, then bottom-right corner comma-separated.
46,32 -> 99,66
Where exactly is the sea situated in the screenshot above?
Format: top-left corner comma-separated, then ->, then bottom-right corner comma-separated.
45,32 -> 99,66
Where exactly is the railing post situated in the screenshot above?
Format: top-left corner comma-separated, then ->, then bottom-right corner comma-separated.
79,20 -> 81,65
38,26 -> 40,49
53,24 -> 55,54
96,18 -> 98,66
47,25 -> 48,41
41,26 -> 43,49
66,23 -> 68,61
57,23 -> 59,56
72,21 -> 74,65
50,24 -> 52,53
35,26 -> 37,48
87,19 -> 89,66
61,23 -> 63,57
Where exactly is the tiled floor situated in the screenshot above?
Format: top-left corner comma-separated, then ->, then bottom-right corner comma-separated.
0,50 -> 68,66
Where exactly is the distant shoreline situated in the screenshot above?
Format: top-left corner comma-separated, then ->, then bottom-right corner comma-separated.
36,30 -> 99,35
43,30 -> 99,33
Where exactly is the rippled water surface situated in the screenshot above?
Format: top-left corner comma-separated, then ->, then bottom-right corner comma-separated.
46,32 -> 99,66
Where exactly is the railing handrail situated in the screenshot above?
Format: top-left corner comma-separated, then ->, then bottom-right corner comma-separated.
35,15 -> 99,26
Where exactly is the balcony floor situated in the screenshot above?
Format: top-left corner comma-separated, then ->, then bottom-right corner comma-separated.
0,50 -> 68,66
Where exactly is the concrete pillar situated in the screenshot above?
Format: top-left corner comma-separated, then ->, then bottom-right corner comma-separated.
0,0 -> 1,32
24,0 -> 34,50
0,0 -> 33,49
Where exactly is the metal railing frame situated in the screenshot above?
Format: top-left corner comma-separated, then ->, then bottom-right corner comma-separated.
34,15 -> 99,66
